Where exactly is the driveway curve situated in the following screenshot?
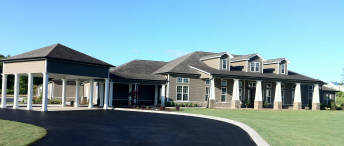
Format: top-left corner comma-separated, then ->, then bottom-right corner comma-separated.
0,109 -> 255,146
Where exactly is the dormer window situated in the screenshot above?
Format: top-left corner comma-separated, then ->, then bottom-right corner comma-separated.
280,64 -> 286,74
221,59 -> 228,70
250,62 -> 260,72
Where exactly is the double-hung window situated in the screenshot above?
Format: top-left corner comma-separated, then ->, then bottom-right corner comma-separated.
176,85 -> 189,101
221,80 -> 227,102
280,64 -> 286,74
250,62 -> 260,72
221,59 -> 228,70
176,77 -> 189,83
239,81 -> 243,100
265,83 -> 272,104
248,82 -> 256,88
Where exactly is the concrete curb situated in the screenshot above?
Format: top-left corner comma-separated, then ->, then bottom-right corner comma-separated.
115,108 -> 270,146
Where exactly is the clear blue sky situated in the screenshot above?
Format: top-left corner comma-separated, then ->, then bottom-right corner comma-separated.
0,0 -> 343,82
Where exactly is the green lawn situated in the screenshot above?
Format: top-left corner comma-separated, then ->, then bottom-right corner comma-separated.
0,120 -> 47,146
181,108 -> 344,146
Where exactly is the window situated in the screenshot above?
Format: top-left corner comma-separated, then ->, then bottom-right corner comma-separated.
177,77 -> 183,83
221,59 -> 228,70
282,90 -> 286,104
308,85 -> 313,104
280,64 -> 286,74
265,83 -> 272,104
176,85 -> 189,101
176,77 -> 189,83
205,87 -> 210,101
221,87 -> 227,102
239,81 -> 243,100
248,82 -> 256,87
221,80 -> 227,86
205,79 -> 210,85
250,62 -> 260,72
265,89 -> 272,104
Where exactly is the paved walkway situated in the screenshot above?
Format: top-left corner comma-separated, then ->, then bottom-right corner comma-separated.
0,109 -> 255,146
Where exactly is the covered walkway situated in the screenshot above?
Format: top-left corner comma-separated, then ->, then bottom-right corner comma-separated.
1,43 -> 114,111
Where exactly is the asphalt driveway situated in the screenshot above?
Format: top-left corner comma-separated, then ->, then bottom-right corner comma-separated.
0,109 -> 255,146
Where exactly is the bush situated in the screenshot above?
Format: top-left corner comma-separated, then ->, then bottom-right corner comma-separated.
48,98 -> 62,104
331,100 -> 336,110
33,96 -> 42,104
336,92 -> 344,107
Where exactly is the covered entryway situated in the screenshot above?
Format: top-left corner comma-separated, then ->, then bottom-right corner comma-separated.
1,44 -> 114,111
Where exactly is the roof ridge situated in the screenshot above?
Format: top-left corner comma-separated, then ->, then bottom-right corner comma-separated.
153,51 -> 196,74
45,43 -> 60,56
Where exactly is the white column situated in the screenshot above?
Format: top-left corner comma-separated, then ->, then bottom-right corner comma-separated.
75,80 -> 80,107
109,81 -> 113,107
210,78 -> 215,100
27,73 -> 33,110
293,83 -> 302,110
154,85 -> 158,106
254,80 -> 263,110
1,74 -> 7,108
160,84 -> 166,106
42,73 -> 49,112
61,79 -> 67,107
312,84 -> 320,110
231,79 -> 240,109
13,73 -> 20,109
128,84 -> 132,106
103,78 -> 109,109
274,81 -> 282,110
89,80 -> 94,108
209,77 -> 216,108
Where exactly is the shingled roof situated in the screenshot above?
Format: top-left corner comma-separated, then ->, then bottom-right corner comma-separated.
110,60 -> 167,81
264,58 -> 289,64
3,43 -> 114,67
231,54 -> 263,62
154,51 -> 216,75
200,52 -> 232,60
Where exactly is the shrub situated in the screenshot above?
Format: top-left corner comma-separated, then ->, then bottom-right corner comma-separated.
32,96 -> 42,104
176,105 -> 180,111
48,98 -> 61,104
331,100 -> 336,110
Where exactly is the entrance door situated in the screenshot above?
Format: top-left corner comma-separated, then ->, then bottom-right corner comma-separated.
247,88 -> 255,108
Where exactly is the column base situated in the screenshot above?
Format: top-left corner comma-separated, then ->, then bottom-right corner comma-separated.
273,101 -> 282,110
231,100 -> 241,109
209,99 -> 215,109
293,102 -> 301,110
312,103 -> 320,110
254,101 -> 263,110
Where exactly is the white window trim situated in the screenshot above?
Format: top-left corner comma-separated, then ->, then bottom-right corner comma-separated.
176,85 -> 190,102
280,64 -> 286,74
265,89 -> 272,104
221,58 -> 228,70
176,77 -> 190,84
250,62 -> 261,72
221,79 -> 228,87
205,79 -> 210,85
248,82 -> 256,88
220,87 -> 227,103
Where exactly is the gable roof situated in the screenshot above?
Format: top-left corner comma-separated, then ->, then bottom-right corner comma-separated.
264,58 -> 289,64
200,52 -> 233,60
231,54 -> 264,62
3,43 -> 114,67
154,51 -> 216,75
110,60 -> 167,81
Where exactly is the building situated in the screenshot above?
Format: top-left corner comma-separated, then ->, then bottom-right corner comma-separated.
0,44 -> 332,111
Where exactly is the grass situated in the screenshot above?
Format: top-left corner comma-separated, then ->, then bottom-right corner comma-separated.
0,120 -> 47,146
181,108 -> 344,146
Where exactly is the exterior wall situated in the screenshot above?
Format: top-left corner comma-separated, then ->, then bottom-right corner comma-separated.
47,59 -> 109,78
202,58 -> 220,69
263,64 -> 279,74
231,61 -> 247,72
213,78 -> 233,108
3,60 -> 46,74
248,56 -> 263,73
168,74 -> 207,106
